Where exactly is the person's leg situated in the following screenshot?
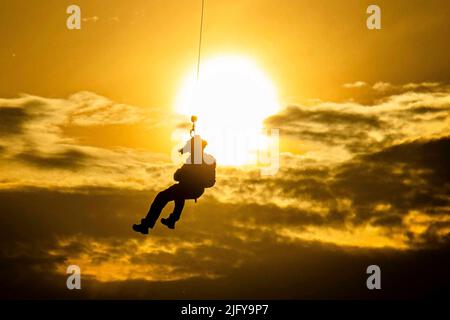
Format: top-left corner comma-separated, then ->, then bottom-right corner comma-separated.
161,186 -> 205,229
161,198 -> 185,229
169,186 -> 204,222
171,198 -> 186,222
141,184 -> 179,228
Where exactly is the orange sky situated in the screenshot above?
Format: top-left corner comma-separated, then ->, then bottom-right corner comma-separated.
1,0 -> 448,154
1,0 -> 448,106
0,0 -> 449,299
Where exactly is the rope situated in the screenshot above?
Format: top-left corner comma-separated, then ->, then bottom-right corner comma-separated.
196,0 -> 206,82
191,0 -> 205,136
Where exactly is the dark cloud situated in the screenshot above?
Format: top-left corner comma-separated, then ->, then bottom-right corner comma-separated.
265,106 -> 391,154
216,136 -> 450,248
366,136 -> 450,185
1,214 -> 449,299
0,86 -> 449,298
333,137 -> 450,212
0,187 -> 149,242
15,149 -> 91,169
407,105 -> 449,115
0,99 -> 48,136
371,214 -> 404,228
265,86 -> 450,155
266,106 -> 385,129
330,136 -> 450,245
0,107 -> 28,135
0,148 -> 449,299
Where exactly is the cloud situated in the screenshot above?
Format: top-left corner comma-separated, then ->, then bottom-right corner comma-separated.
214,135 -> 450,247
372,81 -> 442,93
68,91 -> 151,126
0,92 -> 180,190
343,81 -> 367,88
0,106 -> 28,135
267,106 -> 384,128
0,85 -> 449,298
331,137 -> 450,245
265,83 -> 450,158
373,81 -> 395,92
15,148 -> 90,169
342,81 -> 444,94
0,187 -> 449,299
0,91 -> 172,132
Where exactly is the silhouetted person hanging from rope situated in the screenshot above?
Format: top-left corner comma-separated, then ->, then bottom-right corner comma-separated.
134,0 -> 211,235
133,133 -> 216,234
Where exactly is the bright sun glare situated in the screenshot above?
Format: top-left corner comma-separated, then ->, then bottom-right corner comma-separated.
175,55 -> 280,165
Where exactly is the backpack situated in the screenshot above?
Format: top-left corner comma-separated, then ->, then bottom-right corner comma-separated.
198,161 -> 216,188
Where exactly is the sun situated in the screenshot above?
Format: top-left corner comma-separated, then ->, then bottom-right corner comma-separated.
174,55 -> 280,165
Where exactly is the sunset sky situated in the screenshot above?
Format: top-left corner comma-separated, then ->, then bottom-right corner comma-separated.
0,0 -> 449,298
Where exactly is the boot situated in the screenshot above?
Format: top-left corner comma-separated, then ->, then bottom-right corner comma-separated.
132,219 -> 150,235
161,216 -> 176,229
